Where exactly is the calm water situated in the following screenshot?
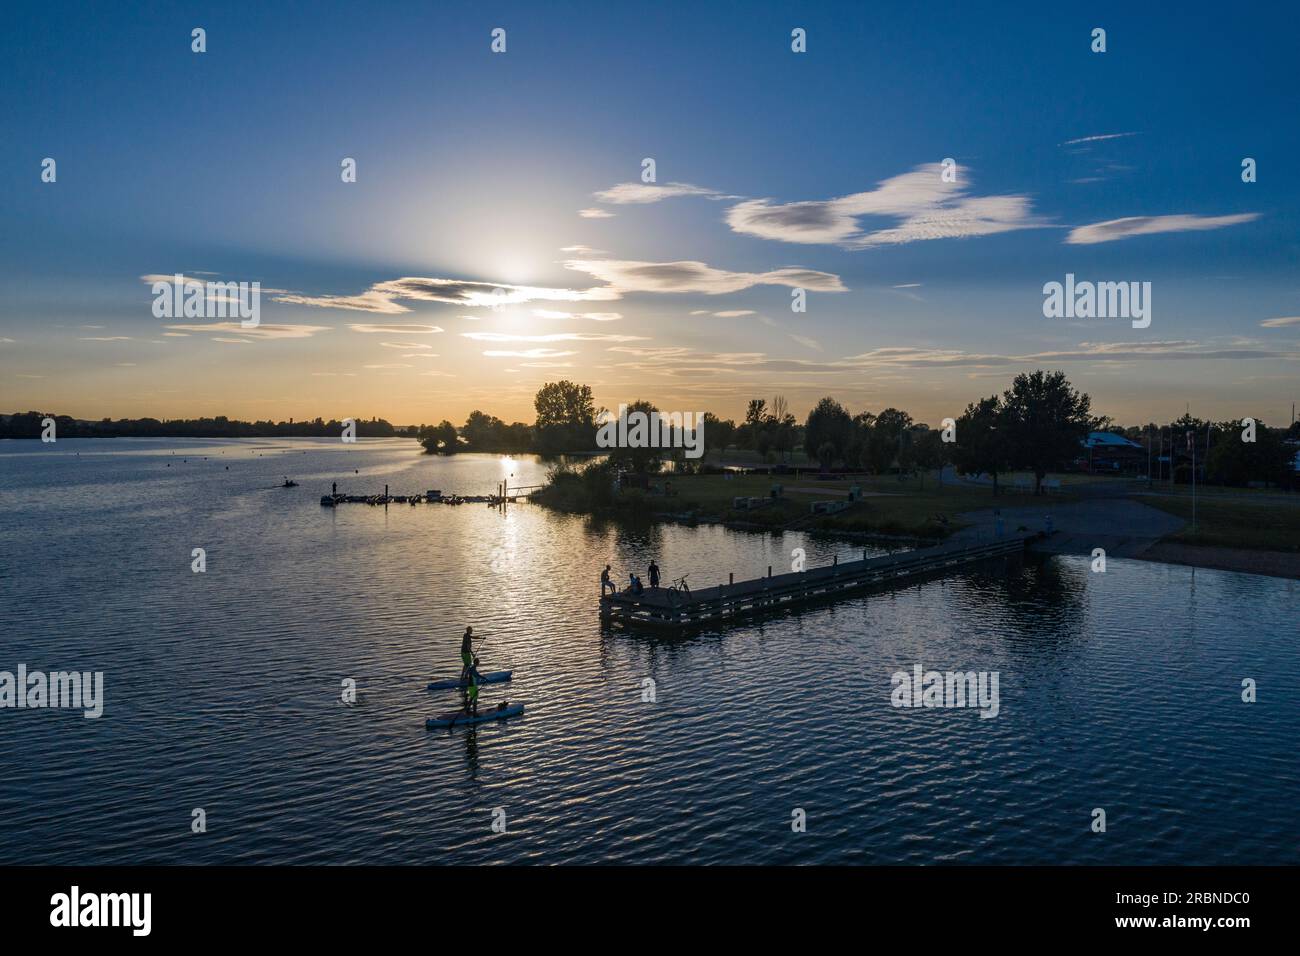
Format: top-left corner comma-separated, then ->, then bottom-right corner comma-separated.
1,438 -> 1297,865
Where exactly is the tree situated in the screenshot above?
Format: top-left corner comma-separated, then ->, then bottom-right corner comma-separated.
866,407 -> 914,476
913,427 -> 944,489
534,380 -> 595,454
952,396 -> 1010,496
1206,419 -> 1292,487
460,410 -> 508,451
804,397 -> 853,468
701,413 -> 735,460
605,399 -> 663,474
420,420 -> 459,454
1000,370 -> 1093,494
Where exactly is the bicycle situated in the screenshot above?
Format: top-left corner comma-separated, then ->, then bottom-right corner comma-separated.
667,574 -> 691,604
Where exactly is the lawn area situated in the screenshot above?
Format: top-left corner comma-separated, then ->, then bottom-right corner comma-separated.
637,472 -> 1064,538
1141,494 -> 1300,553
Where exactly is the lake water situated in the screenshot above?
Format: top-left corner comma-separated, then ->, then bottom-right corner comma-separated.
1,438 -> 1297,865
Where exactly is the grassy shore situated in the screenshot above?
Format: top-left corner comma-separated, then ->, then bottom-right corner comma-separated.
1140,493 -> 1300,553
537,469 -> 1070,540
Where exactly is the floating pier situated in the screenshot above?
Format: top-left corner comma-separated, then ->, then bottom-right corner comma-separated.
319,483 -> 539,508
600,532 -> 1042,630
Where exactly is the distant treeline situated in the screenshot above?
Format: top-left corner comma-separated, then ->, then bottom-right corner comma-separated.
9,371 -> 1298,491
0,412 -> 414,439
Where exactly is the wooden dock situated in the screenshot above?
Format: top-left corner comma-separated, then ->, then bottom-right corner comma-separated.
319,483 -> 540,508
599,532 -> 1042,630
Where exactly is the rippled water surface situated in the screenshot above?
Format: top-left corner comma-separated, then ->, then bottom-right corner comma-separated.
1,438 -> 1297,864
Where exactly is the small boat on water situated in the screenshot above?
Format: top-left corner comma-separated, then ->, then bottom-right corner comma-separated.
281,478 -> 298,488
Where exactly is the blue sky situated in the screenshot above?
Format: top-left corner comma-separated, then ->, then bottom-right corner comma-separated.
2,0 -> 1296,426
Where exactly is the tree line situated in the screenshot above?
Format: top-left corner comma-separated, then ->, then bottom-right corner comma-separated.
10,371 -> 1295,490
0,412 -> 409,439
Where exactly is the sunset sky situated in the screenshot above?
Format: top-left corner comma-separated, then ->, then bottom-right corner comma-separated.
2,1 -> 1297,428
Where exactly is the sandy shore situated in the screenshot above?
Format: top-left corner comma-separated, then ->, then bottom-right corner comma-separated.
1137,542 -> 1300,580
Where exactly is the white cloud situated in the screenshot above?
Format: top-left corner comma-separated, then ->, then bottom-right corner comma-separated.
564,258 -> 845,294
1260,316 -> 1300,328
592,182 -> 724,204
1060,132 -> 1140,146
262,257 -> 844,317
483,348 -> 578,358
532,309 -> 622,321
348,324 -> 443,334
579,208 -> 615,219
274,290 -> 408,314
726,164 -> 1047,248
165,323 -> 328,339
1066,213 -> 1260,245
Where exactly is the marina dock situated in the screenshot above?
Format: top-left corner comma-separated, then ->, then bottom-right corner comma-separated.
600,532 -> 1042,629
319,483 -> 542,508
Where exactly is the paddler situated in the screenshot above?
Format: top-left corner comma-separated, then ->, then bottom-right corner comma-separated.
459,626 -> 475,682
461,656 -> 484,717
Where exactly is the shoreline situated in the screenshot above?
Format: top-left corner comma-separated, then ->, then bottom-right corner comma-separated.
539,496 -> 1300,581
1135,542 -> 1300,581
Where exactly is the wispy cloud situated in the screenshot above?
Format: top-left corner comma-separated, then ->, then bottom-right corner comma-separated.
349,323 -> 443,334
579,208 -> 615,219
1066,213 -> 1259,245
483,348 -> 578,358
564,258 -> 845,294
278,277 -> 619,315
726,164 -> 1047,248
532,309 -> 622,321
165,323 -> 328,339
461,331 -> 645,343
1260,316 -> 1300,328
1060,132 -> 1140,146
592,182 -> 728,204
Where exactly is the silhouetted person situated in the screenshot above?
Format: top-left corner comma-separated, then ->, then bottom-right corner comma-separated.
459,626 -> 474,681
648,560 -> 660,589
601,564 -> 615,596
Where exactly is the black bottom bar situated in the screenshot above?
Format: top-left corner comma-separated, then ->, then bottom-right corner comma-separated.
0,866 -> 1281,940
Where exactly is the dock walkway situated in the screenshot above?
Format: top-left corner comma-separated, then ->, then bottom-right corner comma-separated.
600,532 -> 1041,629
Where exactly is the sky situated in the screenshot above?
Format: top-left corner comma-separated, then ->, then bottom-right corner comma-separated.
2,0 -> 1297,428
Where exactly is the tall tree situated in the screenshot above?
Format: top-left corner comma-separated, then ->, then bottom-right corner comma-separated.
533,380 -> 595,454
1000,370 -> 1093,494
804,397 -> 853,468
953,396 -> 1010,496
701,413 -> 735,460
420,420 -> 459,454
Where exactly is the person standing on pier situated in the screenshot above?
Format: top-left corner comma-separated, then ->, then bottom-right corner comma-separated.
601,565 -> 615,596
648,560 -> 660,590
